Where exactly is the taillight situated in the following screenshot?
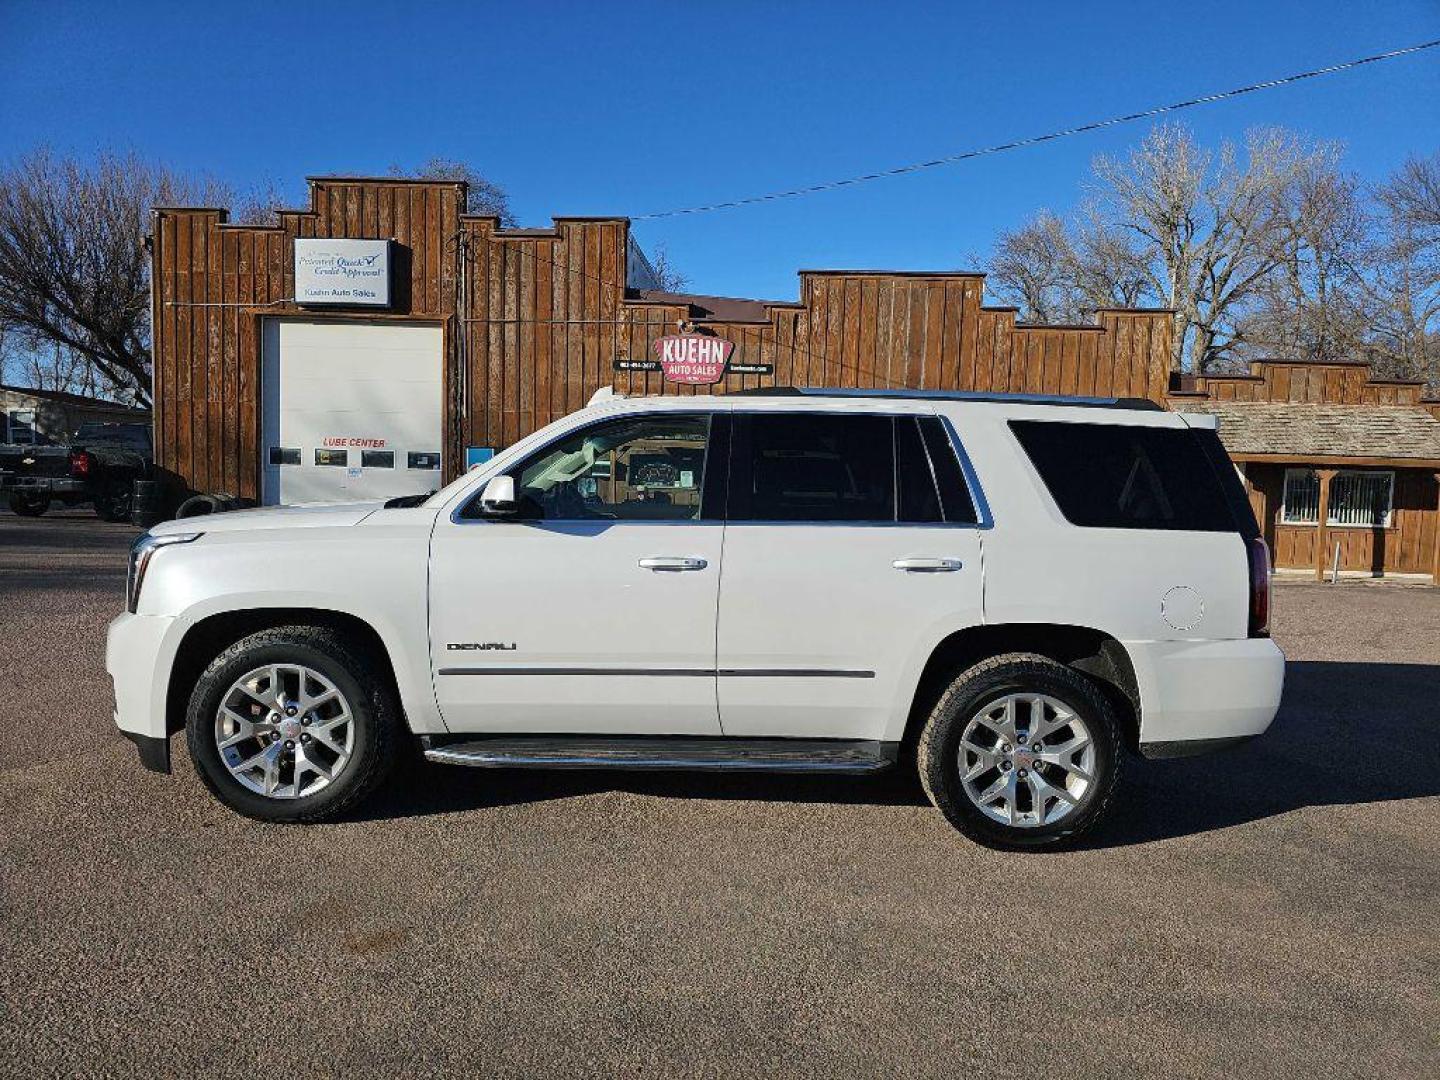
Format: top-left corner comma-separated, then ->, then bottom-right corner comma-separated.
70,450 -> 93,478
1247,537 -> 1271,637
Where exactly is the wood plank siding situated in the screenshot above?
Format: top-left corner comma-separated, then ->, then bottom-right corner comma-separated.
152,179 -> 464,500
149,176 -> 1439,582
152,177 -> 1174,498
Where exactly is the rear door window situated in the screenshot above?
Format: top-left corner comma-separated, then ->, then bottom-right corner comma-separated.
729,413 -> 894,522
1009,419 -> 1237,532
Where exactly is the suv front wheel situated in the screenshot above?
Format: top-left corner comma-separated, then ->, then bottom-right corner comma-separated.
918,652 -> 1122,850
185,626 -> 400,823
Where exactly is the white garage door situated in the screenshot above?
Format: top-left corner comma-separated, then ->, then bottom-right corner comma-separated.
261,319 -> 443,505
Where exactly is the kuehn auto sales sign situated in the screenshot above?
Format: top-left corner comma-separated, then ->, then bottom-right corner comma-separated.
613,333 -> 771,384
655,334 -> 734,383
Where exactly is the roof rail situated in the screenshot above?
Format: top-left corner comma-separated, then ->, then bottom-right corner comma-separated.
726,386 -> 1163,411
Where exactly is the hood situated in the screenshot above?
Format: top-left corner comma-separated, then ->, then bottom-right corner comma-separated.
149,501 -> 383,535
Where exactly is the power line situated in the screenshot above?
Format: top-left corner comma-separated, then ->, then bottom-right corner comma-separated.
634,39 -> 1440,220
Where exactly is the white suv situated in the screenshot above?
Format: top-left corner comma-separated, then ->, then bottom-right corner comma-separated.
107,388 -> 1284,849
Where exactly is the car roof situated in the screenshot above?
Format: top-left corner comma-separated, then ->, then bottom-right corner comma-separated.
589,385 -> 1164,413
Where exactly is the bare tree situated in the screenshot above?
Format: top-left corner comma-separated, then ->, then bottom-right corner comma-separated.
987,208 -> 1159,322
1091,125 -> 1343,372
1369,153 -> 1440,387
646,243 -> 688,293
0,148 -> 229,406
986,211 -> 1081,322
231,177 -> 297,228
389,158 -> 515,225
1237,153 -> 1373,363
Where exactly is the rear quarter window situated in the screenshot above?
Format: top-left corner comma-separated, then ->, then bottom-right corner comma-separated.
1009,419 -> 1238,532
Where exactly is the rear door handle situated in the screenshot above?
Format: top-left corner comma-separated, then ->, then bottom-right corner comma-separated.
892,557 -> 964,573
639,556 -> 709,572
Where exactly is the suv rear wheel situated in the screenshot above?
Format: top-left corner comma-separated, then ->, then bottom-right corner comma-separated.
185,626 -> 399,823
918,652 -> 1122,850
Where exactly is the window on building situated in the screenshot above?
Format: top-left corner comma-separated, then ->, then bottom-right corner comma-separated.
7,410 -> 38,445
1330,471 -> 1394,527
1280,469 -> 1321,524
315,448 -> 348,467
361,450 -> 395,469
1282,468 -> 1394,527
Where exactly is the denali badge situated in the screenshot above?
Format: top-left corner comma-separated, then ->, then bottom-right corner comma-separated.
447,642 -> 518,651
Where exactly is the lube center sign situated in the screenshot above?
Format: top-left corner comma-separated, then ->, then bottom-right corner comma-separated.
294,239 -> 392,307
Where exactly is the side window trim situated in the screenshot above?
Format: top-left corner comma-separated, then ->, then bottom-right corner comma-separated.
453,410 -> 721,525
909,416 -> 945,522
935,413 -> 994,529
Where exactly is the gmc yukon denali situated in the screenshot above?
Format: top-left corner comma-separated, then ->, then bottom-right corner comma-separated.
107,388 -> 1285,849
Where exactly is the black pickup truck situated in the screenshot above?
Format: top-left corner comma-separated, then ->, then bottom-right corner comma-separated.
1,422 -> 154,521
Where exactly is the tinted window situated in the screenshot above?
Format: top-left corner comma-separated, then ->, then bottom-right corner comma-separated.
731,413 -> 893,522
73,423 -> 151,451
920,416 -> 978,524
1010,420 -> 1237,532
896,417 -> 942,523
476,413 -> 711,522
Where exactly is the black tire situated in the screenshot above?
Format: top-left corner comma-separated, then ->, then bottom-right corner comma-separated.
917,652 -> 1122,851
176,493 -> 225,518
185,625 -> 401,823
93,479 -> 134,522
8,491 -> 49,517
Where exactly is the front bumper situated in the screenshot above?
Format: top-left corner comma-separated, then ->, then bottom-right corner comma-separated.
106,611 -> 178,772
1128,636 -> 1285,755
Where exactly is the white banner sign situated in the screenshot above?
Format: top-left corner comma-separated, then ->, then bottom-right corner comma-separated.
294,238 -> 391,307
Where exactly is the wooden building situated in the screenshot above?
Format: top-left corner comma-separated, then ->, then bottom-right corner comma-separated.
148,174 -> 1440,582
1170,361 -> 1440,583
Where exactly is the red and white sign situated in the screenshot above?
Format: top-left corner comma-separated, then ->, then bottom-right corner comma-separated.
323,436 -> 388,448
654,334 -> 735,384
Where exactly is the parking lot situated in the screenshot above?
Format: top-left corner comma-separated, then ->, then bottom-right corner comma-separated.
2,509 -> 1437,1079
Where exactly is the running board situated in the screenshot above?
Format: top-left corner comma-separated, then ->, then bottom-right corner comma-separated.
422,736 -> 898,774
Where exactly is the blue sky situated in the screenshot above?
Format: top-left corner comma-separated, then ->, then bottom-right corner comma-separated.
2,1 -> 1437,301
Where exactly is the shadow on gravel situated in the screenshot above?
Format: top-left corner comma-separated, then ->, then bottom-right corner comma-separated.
357,754 -> 928,822
356,660 -> 1440,843
1082,660 -> 1440,849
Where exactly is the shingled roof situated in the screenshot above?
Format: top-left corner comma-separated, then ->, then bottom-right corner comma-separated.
1183,402 -> 1440,463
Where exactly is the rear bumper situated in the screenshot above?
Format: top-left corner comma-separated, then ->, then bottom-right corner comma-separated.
11,476 -> 85,494
1128,636 -> 1285,752
107,612 -> 178,769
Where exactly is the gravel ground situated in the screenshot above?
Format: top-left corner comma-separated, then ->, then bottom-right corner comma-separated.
2,509 -> 1437,1079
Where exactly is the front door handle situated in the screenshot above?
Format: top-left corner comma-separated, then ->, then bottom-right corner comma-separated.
639,556 -> 709,572
892,557 -> 964,573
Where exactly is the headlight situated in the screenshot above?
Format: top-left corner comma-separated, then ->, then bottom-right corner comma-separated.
126,532 -> 202,613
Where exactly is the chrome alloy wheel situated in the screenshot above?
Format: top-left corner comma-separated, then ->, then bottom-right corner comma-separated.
958,693 -> 1095,829
214,664 -> 355,799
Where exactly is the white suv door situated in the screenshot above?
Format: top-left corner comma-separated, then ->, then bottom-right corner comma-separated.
429,411 -> 725,735
715,409 -> 986,741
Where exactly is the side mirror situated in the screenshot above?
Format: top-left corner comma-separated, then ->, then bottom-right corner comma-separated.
479,474 -> 517,515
